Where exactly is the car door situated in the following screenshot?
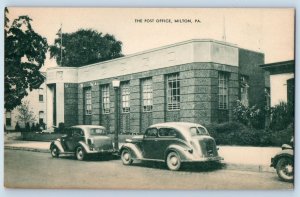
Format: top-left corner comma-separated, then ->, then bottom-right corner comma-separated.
72,128 -> 85,145
61,128 -> 71,151
142,128 -> 160,159
157,127 -> 178,158
64,128 -> 79,152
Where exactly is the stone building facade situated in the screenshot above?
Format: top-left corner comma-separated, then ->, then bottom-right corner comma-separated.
46,39 -> 268,133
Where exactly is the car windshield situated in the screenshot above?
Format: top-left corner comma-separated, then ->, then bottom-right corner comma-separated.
190,127 -> 209,136
88,128 -> 106,136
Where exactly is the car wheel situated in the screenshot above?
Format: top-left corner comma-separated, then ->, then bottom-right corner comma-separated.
50,146 -> 59,158
166,152 -> 181,171
121,149 -> 133,165
276,157 -> 294,182
76,146 -> 86,161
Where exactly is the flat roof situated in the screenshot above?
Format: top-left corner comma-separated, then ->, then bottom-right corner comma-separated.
260,60 -> 295,74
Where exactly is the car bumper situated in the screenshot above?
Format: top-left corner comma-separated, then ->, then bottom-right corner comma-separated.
86,149 -> 117,154
182,156 -> 224,162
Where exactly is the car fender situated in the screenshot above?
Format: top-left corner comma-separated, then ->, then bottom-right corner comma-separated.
271,149 -> 294,167
119,143 -> 143,159
76,141 -> 91,153
50,140 -> 65,153
165,144 -> 193,161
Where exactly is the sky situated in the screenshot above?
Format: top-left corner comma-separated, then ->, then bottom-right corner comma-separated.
6,8 -> 295,105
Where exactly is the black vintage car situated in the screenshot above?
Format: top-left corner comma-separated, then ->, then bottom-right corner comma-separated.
119,122 -> 223,171
271,137 -> 294,182
50,125 -> 115,160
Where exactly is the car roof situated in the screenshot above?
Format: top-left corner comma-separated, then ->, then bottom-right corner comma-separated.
149,122 -> 205,130
70,125 -> 106,130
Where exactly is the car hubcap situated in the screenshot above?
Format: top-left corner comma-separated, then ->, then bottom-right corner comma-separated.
124,152 -> 130,161
77,149 -> 83,159
170,156 -> 178,166
284,164 -> 293,175
52,148 -> 57,156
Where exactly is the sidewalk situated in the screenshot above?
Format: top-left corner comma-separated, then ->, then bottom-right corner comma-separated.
4,140 -> 280,173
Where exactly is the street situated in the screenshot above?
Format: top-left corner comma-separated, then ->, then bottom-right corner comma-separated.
4,149 -> 293,190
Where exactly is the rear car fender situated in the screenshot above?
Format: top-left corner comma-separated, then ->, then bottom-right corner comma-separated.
50,140 -> 65,153
165,144 -> 193,161
119,143 -> 143,159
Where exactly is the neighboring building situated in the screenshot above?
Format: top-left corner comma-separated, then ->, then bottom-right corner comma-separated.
260,60 -> 295,107
46,39 -> 268,133
4,79 -> 47,131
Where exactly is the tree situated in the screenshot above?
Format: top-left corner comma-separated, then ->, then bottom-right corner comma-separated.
16,101 -> 36,127
5,9 -> 48,111
49,29 -> 123,67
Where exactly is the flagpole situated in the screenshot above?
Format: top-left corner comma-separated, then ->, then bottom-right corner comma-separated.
60,23 -> 63,66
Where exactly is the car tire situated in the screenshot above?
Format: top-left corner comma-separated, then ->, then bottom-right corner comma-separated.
76,146 -> 86,161
121,149 -> 133,165
166,151 -> 181,171
276,157 -> 294,182
50,146 -> 59,158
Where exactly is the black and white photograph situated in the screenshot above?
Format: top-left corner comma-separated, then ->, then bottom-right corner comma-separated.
3,7 -> 295,189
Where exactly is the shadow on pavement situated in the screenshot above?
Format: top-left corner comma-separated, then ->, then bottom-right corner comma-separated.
52,154 -> 120,162
130,161 -> 225,172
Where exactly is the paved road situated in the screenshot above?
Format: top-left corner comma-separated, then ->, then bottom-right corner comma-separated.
4,149 -> 293,190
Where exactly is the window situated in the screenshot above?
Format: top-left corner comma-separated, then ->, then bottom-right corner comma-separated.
158,128 -> 177,137
6,111 -> 11,127
145,128 -> 158,138
167,73 -> 180,110
39,111 -> 44,124
39,94 -> 44,102
240,75 -> 249,107
142,78 -> 153,112
101,85 -> 110,114
88,128 -> 107,136
84,87 -> 92,115
218,72 -> 229,109
190,127 -> 209,136
73,129 -> 84,137
121,82 -> 130,113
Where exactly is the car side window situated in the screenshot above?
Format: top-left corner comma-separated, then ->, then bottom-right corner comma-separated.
144,128 -> 158,138
73,129 -> 84,137
158,128 -> 177,138
66,128 -> 72,137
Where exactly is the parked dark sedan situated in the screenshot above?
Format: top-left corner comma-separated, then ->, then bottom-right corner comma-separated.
119,122 -> 223,171
50,125 -> 115,160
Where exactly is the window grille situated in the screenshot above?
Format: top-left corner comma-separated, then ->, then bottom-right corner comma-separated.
142,78 -> 153,112
218,72 -> 229,109
121,82 -> 130,113
167,73 -> 180,110
85,88 -> 92,115
101,85 -> 110,114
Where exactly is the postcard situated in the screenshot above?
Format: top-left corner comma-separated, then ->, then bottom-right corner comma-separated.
4,8 -> 295,189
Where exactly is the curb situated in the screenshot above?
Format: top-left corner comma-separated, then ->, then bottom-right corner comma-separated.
4,146 -> 275,173
4,146 -> 50,153
224,163 -> 275,173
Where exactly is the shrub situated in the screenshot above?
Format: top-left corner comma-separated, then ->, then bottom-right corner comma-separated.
31,123 -> 36,131
270,102 -> 294,131
232,100 -> 265,129
207,122 -> 293,147
15,121 -> 21,131
54,122 -> 65,133
25,122 -> 31,132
